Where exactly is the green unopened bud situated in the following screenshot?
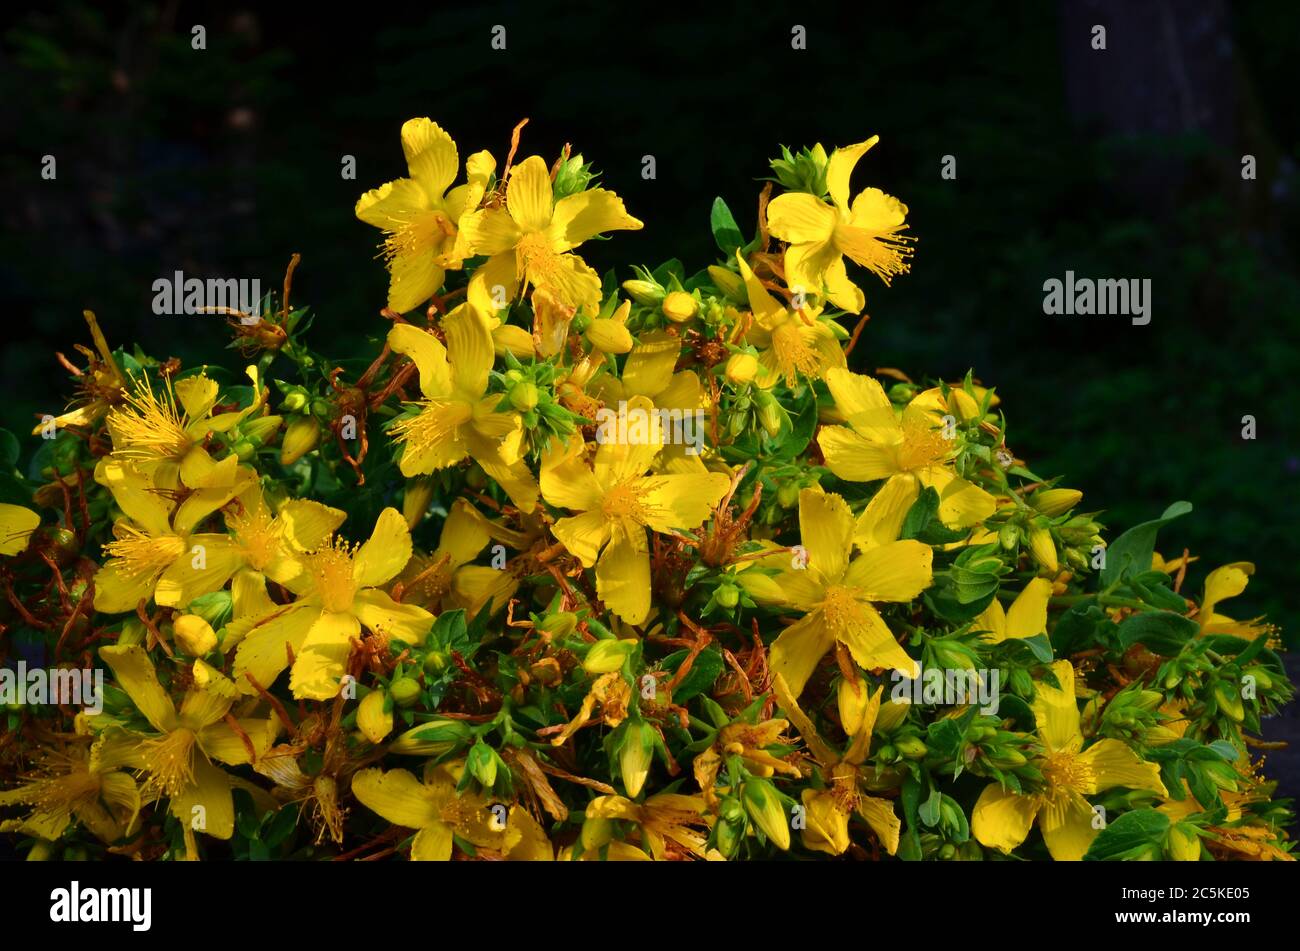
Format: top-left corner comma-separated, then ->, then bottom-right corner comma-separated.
707,266 -> 747,303
230,439 -> 256,461
508,381 -> 540,412
389,718 -> 472,755
281,390 -> 309,413
618,722 -> 655,798
390,676 -> 422,707
896,736 -> 928,760
242,414 -> 283,445
998,522 -> 1020,551
741,779 -> 791,851
622,279 -> 664,306
754,391 -> 783,437
467,739 -> 500,788
583,638 -> 636,674
725,352 -> 758,385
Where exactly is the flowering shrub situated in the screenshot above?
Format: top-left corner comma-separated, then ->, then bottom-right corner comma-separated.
0,119 -> 1293,861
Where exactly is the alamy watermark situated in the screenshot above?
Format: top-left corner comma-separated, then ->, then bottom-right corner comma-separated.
1042,270 -> 1151,326
152,270 -> 262,323
0,662 -> 103,714
890,663 -> 1000,715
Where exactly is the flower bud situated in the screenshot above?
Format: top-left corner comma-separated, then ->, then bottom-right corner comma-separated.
402,476 -> 437,529
357,690 -> 392,744
1027,524 -> 1058,574
467,739 -> 500,789
1167,823 -> 1201,861
800,788 -> 850,856
661,291 -> 698,323
508,381 -> 540,412
583,638 -> 636,674
1029,488 -> 1083,517
586,318 -> 634,354
622,279 -> 664,306
281,390 -> 309,413
837,673 -> 870,737
707,266 -> 747,303
725,353 -> 758,385
619,722 -> 655,798
741,779 -> 790,851
172,614 -> 217,656
492,324 -> 535,359
280,415 -> 321,465
390,676 -> 422,707
388,718 -> 472,755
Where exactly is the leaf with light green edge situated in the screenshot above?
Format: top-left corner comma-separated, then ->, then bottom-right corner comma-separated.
1100,500 -> 1192,587
919,786 -> 942,826
662,648 -> 725,703
709,197 -> 744,255
1115,610 -> 1199,656
1082,808 -> 1169,861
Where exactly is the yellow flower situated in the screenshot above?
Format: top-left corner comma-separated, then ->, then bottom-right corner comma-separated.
539,405 -> 731,624
972,660 -> 1168,860
765,136 -> 913,314
583,793 -> 711,859
232,507 -> 433,699
0,503 -> 40,557
392,498 -> 493,612
351,762 -> 552,861
734,250 -> 845,387
355,118 -> 495,313
461,154 -> 642,316
0,735 -> 141,844
98,646 -> 278,840
105,367 -> 264,490
31,309 -> 126,436
740,486 -> 930,696
771,673 -> 902,856
92,460 -> 254,614
386,305 -> 539,511
817,368 -> 996,529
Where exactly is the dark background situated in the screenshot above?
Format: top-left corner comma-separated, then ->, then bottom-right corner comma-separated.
1,0 -> 1298,792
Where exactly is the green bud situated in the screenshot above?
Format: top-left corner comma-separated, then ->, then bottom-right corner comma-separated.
390,677 -> 422,707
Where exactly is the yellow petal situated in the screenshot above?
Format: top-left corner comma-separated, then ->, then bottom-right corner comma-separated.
972,782 -> 1038,854
357,690 -> 393,744
277,500 -> 347,551
621,330 -> 681,399
1033,660 -> 1082,754
826,137 -> 879,210
818,425 -> 899,482
461,210 -> 522,258
438,499 -> 492,569
1005,578 -> 1053,639
388,324 -> 453,400
824,368 -> 899,436
842,539 -> 932,602
917,467 -> 996,529
231,603 -> 319,695
549,187 -> 643,250
400,118 -> 458,199
0,504 -> 40,556
98,645 -> 178,733
857,794 -> 902,855
443,304 -> 495,398
155,534 -> 243,608
766,191 -> 837,245
289,610 -> 362,700
351,767 -> 440,828
170,753 -> 234,840
411,822 -> 455,861
1202,562 -> 1253,619
506,156 -> 555,231
638,471 -> 731,533
836,601 -> 918,677
353,508 -> 412,588
735,250 -> 785,326
797,487 -> 855,584
853,475 -> 917,549
769,611 -> 836,697
353,588 -> 434,643
1077,739 -> 1168,796
356,178 -> 430,230
595,520 -> 651,624
1038,792 -> 1097,861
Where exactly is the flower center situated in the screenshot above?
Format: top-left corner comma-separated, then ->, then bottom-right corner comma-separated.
142,728 -> 197,799
103,527 -> 187,580
108,376 -> 193,461
1041,750 -> 1094,795
229,506 -> 279,571
383,210 -> 455,265
303,538 -> 359,613
390,400 -> 473,460
772,321 -> 822,385
895,417 -> 950,472
820,585 -> 867,634
601,481 -> 649,523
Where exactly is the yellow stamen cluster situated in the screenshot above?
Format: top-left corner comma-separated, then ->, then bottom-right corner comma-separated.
142,728 -> 197,799
303,537 -> 359,612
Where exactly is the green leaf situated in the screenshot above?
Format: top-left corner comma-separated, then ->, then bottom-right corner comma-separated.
1100,501 -> 1192,587
662,648 -> 725,702
709,197 -> 744,254
1116,610 -> 1199,656
1083,808 -> 1169,861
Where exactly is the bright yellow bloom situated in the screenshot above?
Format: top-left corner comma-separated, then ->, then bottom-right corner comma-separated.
765,136 -> 913,314
540,404 -> 731,624
105,368 -> 264,490
772,673 -> 902,856
817,368 -> 996,529
740,486 -> 930,695
233,507 -> 433,700
0,504 -> 40,557
356,118 -> 495,313
352,762 -> 552,861
972,660 -> 1168,860
0,735 -> 140,844
461,154 -> 642,316
734,250 -> 845,388
387,305 -> 538,511
93,460 -> 254,614
99,646 -> 278,840
392,498 -> 493,612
